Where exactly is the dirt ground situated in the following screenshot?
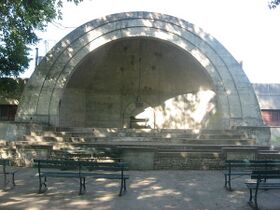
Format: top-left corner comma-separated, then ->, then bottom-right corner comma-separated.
0,168 -> 280,210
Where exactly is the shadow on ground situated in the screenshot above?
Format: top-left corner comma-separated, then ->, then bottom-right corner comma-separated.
0,169 -> 280,210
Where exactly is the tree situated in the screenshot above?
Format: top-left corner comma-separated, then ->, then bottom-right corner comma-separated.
0,77 -> 26,104
0,0 -> 82,77
269,0 -> 280,8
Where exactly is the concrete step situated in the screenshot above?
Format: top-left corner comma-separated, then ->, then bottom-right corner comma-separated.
258,153 -> 280,159
258,150 -> 280,154
156,151 -> 223,159
23,133 -> 256,146
23,135 -> 66,143
57,142 -> 259,152
81,133 -> 245,138
29,130 -> 246,139
17,138 -> 256,151
68,141 -> 252,147
39,127 -> 246,137
68,137 -> 255,145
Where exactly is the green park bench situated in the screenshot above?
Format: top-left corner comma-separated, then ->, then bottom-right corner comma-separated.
0,158 -> 16,189
224,160 -> 280,190
34,159 -> 129,195
246,170 -> 280,210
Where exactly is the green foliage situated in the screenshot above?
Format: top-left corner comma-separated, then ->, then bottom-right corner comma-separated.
0,77 -> 26,104
0,0 -> 82,77
269,0 -> 280,8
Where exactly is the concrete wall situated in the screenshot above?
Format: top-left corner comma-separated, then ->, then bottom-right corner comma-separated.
0,122 -> 27,141
60,38 -> 218,129
16,12 -> 264,133
0,122 -> 43,141
59,88 -> 86,127
271,127 -> 280,146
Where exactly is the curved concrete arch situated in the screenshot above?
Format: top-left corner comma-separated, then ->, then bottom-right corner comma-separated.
16,11 -> 263,129
51,28 -> 229,125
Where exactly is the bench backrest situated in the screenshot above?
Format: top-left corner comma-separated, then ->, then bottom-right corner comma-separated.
225,160 -> 280,169
0,159 -> 11,174
251,170 -> 280,179
34,159 -> 128,174
34,159 -> 81,173
0,159 -> 10,166
79,161 -> 128,172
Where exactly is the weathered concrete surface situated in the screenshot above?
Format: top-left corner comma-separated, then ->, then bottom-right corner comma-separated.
1,168 -> 280,210
16,11 -> 264,132
1,126 -> 271,169
60,38 -> 216,129
0,122 -> 44,141
0,125 -> 273,169
271,127 -> 280,146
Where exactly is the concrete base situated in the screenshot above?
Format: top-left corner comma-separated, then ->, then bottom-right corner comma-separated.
222,147 -> 258,160
122,148 -> 155,170
0,124 -> 275,169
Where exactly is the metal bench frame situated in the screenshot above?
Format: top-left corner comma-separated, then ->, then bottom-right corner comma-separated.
246,170 -> 280,210
34,159 -> 129,195
224,160 -> 280,190
0,159 -> 16,189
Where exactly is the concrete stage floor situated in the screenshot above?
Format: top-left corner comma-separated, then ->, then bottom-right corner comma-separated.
0,168 -> 280,210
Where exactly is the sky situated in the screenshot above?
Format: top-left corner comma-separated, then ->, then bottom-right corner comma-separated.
22,0 -> 280,84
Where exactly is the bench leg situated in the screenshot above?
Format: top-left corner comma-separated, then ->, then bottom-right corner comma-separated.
119,179 -> 123,196
248,188 -> 253,202
12,173 -> 15,187
119,178 -> 127,196
38,176 -> 47,194
224,174 -> 232,190
254,188 -> 259,210
228,174 -> 232,190
3,173 -> 7,189
79,177 -> 86,195
119,178 -> 124,196
124,179 -> 127,191
2,173 -> 16,189
83,177 -> 86,191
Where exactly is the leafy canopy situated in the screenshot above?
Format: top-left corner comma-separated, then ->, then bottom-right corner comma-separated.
0,0 -> 82,77
0,77 -> 26,104
269,0 -> 280,8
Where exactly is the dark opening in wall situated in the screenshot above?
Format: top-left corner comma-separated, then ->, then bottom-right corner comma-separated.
0,105 -> 17,121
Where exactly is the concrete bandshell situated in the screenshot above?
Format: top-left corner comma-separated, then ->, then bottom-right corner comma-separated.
16,11 -> 263,129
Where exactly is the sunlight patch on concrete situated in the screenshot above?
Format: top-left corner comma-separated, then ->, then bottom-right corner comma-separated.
136,89 -> 216,131
95,194 -> 114,202
184,197 -> 193,202
130,178 -> 156,188
0,195 -> 48,208
137,189 -> 181,200
188,182 -> 197,187
69,200 -> 91,205
104,182 -> 119,188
